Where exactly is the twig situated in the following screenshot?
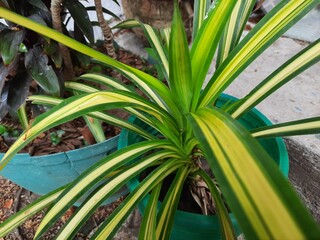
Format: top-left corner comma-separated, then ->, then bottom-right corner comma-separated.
11,187 -> 23,240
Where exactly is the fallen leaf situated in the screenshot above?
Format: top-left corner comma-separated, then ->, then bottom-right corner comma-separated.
3,199 -> 13,209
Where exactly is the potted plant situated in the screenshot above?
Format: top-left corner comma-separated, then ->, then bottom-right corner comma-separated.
0,0 -> 320,239
0,0 -> 127,200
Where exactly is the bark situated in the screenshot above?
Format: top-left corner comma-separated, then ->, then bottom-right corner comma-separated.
94,0 -> 117,60
51,0 -> 75,80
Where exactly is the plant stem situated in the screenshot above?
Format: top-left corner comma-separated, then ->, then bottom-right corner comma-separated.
17,103 -> 28,130
51,0 -> 75,80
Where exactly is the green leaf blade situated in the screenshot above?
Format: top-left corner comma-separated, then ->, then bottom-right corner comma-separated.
25,46 -> 61,96
0,28 -> 24,65
232,38 -> 320,119
138,183 -> 161,240
156,166 -> 189,240
55,150 -> 175,240
216,0 -> 256,68
190,0 -> 237,111
188,107 -> 320,239
64,0 -> 94,44
252,117 -> 320,138
200,0 -> 319,108
169,2 -> 193,113
92,159 -> 187,240
0,187 -> 64,238
0,91 -> 175,169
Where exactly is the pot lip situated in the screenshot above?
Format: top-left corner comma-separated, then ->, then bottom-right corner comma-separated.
0,134 -> 120,159
118,93 -> 290,219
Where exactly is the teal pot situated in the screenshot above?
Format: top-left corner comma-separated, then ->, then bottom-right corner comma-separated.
118,93 -> 289,240
0,135 -> 128,205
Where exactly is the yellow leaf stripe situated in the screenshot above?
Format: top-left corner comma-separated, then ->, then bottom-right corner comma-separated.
190,108 -> 304,239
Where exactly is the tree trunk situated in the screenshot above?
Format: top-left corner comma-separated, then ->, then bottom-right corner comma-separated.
51,0 -> 75,80
94,0 -> 117,60
121,0 -> 193,39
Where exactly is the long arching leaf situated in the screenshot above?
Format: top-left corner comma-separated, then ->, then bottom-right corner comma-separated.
199,0 -> 319,108
45,150 -> 177,240
216,0 -> 256,68
188,107 -> 320,239
91,159 -> 188,239
231,38 -> 320,118
32,140 -> 174,239
0,7 -> 180,119
138,183 -> 162,240
252,117 -> 320,138
0,91 -> 177,169
190,0 -> 237,111
0,187 -> 64,237
169,2 -> 193,113
156,166 -> 189,240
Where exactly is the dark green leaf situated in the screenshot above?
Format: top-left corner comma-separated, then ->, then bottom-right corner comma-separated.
0,28 -> 24,65
24,46 -> 61,96
64,0 -> 94,44
0,55 -> 20,118
7,70 -> 31,111
43,41 -> 63,68
27,0 -> 49,12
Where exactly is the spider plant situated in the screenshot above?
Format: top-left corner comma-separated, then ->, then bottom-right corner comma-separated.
0,0 -> 320,239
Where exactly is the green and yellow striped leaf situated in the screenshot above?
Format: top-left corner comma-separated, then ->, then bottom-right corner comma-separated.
0,7 -> 179,119
197,170 -> 237,240
17,103 -> 29,130
252,117 -> 320,138
54,150 -> 175,240
188,107 -> 320,239
77,73 -> 132,92
190,0 -> 237,111
115,19 -> 169,85
160,28 -> 171,50
113,19 -> 140,29
232,38 -> 320,118
138,183 -> 162,240
71,89 -> 106,143
33,141 -> 174,239
169,2 -> 193,113
64,81 -> 180,142
0,187 -> 64,237
28,92 -> 172,143
156,166 -> 189,240
192,0 -> 212,40
0,91 -> 175,169
91,159 -> 188,239
30,95 -> 154,140
216,0 -> 256,68
200,0 -> 319,108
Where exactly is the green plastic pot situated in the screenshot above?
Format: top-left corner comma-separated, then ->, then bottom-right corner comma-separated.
0,135 -> 128,205
118,93 -> 289,240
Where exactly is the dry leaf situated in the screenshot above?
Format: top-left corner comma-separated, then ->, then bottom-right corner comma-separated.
3,199 -> 13,209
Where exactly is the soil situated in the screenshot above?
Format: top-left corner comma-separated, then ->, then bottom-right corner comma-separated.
0,118 -> 121,156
